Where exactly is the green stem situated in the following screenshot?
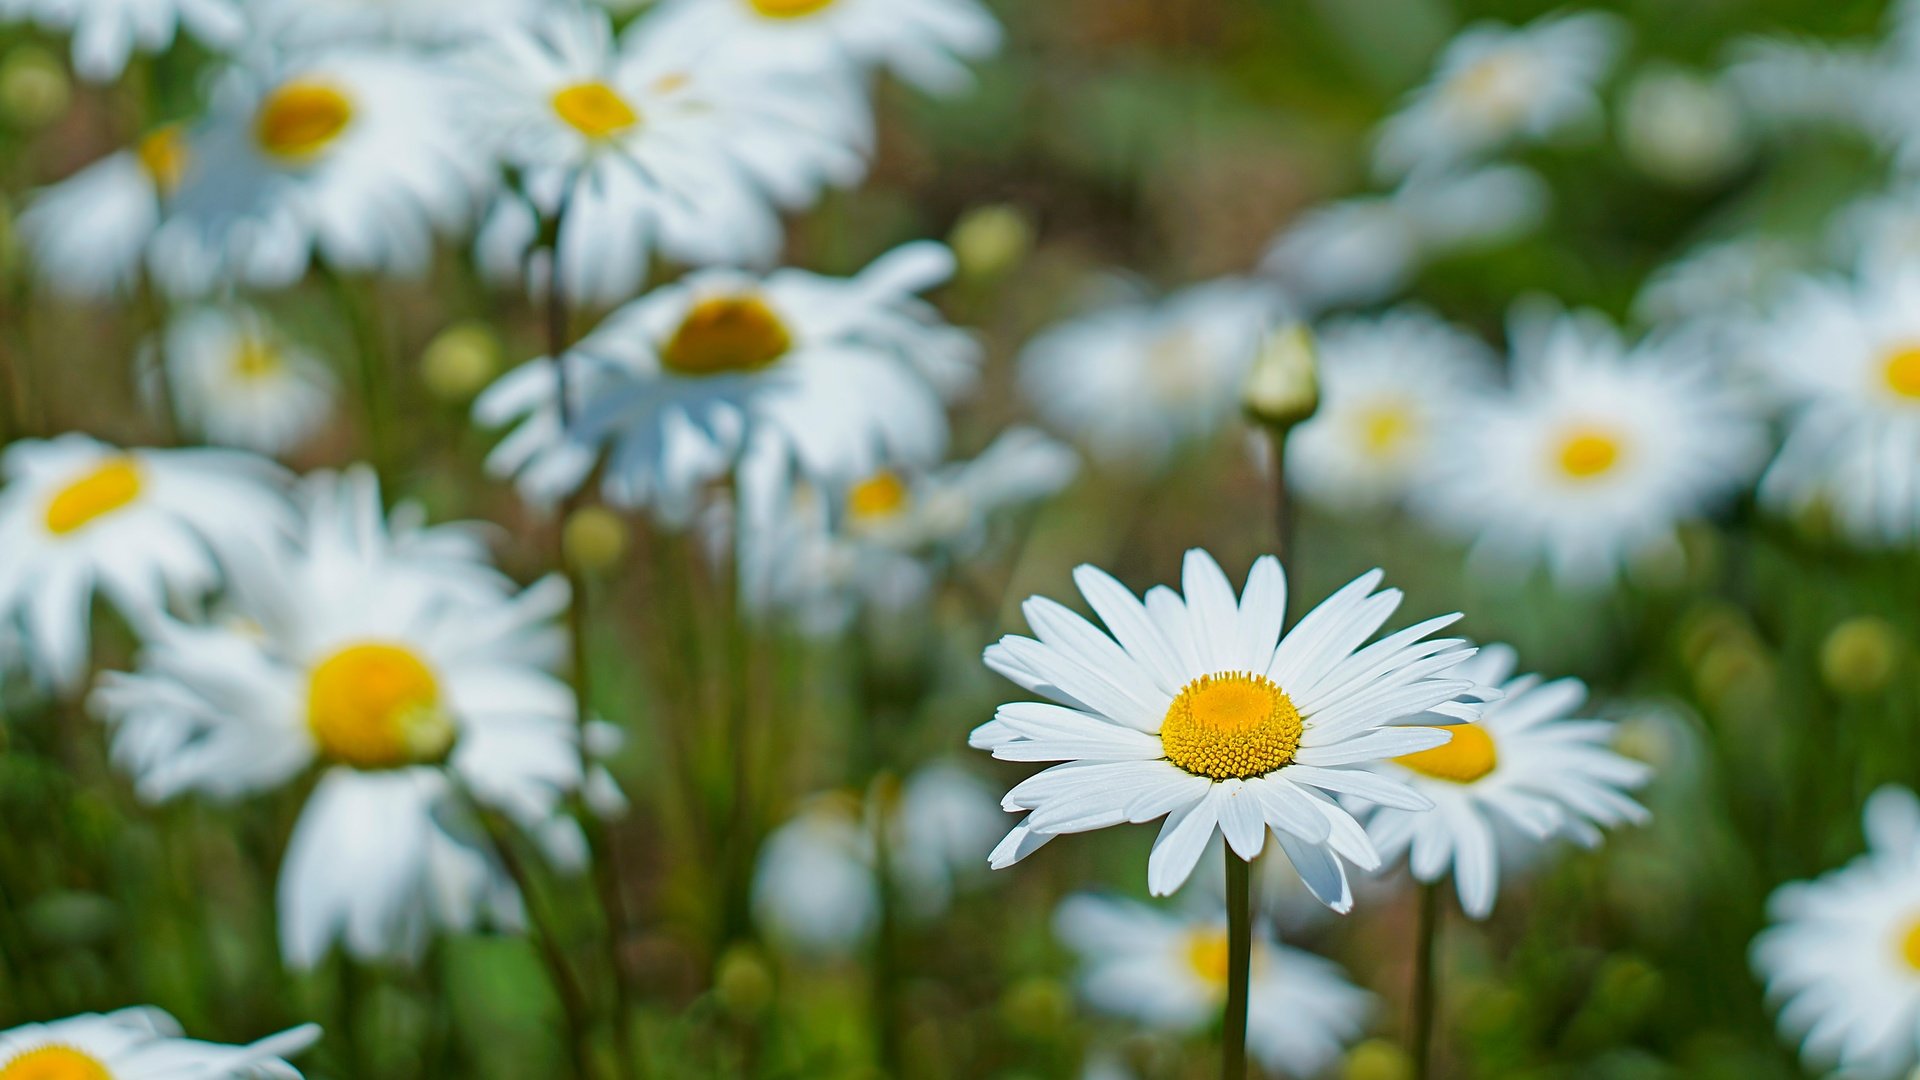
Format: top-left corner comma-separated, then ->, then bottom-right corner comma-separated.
869,775 -> 902,1076
1267,428 -> 1294,581
1223,848 -> 1251,1080
1411,882 -> 1442,1080
326,271 -> 396,479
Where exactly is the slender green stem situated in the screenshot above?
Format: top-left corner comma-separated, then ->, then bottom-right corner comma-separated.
1223,848 -> 1251,1080
869,775 -> 903,1075
325,271 -> 395,478
1267,429 -> 1294,580
1410,881 -> 1442,1080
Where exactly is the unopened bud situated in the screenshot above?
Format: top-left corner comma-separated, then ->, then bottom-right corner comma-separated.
1343,1038 -> 1412,1080
0,46 -> 69,131
949,204 -> 1033,282
563,506 -> 628,573
420,321 -> 500,402
1821,616 -> 1900,696
1243,322 -> 1320,430
715,943 -> 775,1017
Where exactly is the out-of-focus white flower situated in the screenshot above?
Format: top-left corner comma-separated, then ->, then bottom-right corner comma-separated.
0,1009 -> 317,1078
1054,894 -> 1371,1078
466,4 -> 870,308
1263,165 -> 1547,313
1361,644 -> 1651,919
1018,278 -> 1288,469
17,124 -> 187,299
1417,308 -> 1767,587
1286,308 -> 1494,512
144,305 -> 336,456
476,241 -> 975,522
1372,11 -> 1623,180
1632,236 -> 1803,334
93,469 -> 598,969
250,0 -> 545,49
1723,38 -> 1892,141
0,434 -> 290,690
0,0 -> 240,81
1830,183 -> 1920,279
1753,786 -> 1920,1080
1617,65 -> 1752,187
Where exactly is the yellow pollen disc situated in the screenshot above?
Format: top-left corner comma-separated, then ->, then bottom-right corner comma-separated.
44,457 -> 143,536
1185,930 -> 1230,988
307,643 -> 456,770
136,125 -> 189,194
551,81 -> 640,139
1394,723 -> 1499,784
847,472 -> 910,521
1883,346 -> 1920,400
254,81 -> 354,162
1160,672 -> 1302,781
749,0 -> 837,18
0,1045 -> 114,1080
661,295 -> 793,377
1899,917 -> 1920,971
1356,402 -> 1415,457
1555,428 -> 1623,480
231,338 -> 283,380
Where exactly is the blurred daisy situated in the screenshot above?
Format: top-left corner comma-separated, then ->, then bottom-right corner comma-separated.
1361,644 -> 1651,919
0,435 -> 289,690
1372,11 -> 1624,179
1631,236 -> 1802,334
645,0 -> 1000,96
1753,786 -> 1920,1079
144,305 -> 336,456
477,241 -> 975,520
1018,279 -> 1288,469
1054,894 -> 1371,1077
1263,165 -> 1547,313
1724,29 -> 1920,162
466,4 -> 870,307
1830,183 -> 1920,280
1286,308 -> 1494,512
972,548 -> 1477,905
1417,308 -> 1766,586
0,1009 -> 317,1078
93,469 -> 596,968
16,124 -> 189,299
0,0 -> 240,80
250,0 -> 544,49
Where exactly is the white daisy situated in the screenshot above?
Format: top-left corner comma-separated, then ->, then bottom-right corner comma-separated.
1286,307 -> 1494,512
643,0 -> 1000,96
144,305 -> 337,456
971,548 -> 1479,905
1752,786 -> 1920,1079
1372,11 -> 1624,179
92,469 -> 596,968
1630,235 -> 1803,335
0,0 -> 240,81
1054,893 -> 1371,1078
465,3 -> 871,307
0,1008 -> 317,1079
0,434 -> 291,691
1417,308 -> 1767,586
1361,644 -> 1651,919
16,124 -> 190,299
249,0 -> 545,49
475,241 -> 976,521
1017,278 -> 1289,469
1830,183 -> 1920,282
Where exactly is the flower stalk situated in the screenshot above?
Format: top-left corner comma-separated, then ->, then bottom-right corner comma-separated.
1223,847 -> 1251,1080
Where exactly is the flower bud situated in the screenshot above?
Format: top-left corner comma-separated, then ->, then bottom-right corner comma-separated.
420,321 -> 500,402
714,943 -> 775,1017
0,45 -> 69,131
563,506 -> 628,573
949,204 -> 1033,283
1342,1038 -> 1412,1080
1821,616 -> 1900,697
1242,322 -> 1320,430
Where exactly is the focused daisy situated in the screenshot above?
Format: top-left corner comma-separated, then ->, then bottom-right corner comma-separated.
0,1009 -> 316,1078
1286,308 -> 1494,512
476,241 -> 976,521
1416,308 -> 1766,586
1360,643 -> 1651,919
144,305 -> 337,456
0,0 -> 240,80
972,548 -> 1480,905
0,435 -> 290,691
1752,786 -> 1920,1079
1372,11 -> 1624,179
1054,894 -> 1371,1077
1018,278 -> 1289,469
15,124 -> 191,299
93,469 -> 598,968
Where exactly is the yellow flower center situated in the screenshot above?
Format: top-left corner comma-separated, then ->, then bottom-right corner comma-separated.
1554,427 -> 1624,481
1356,402 -> 1415,458
1883,345 -> 1920,400
1394,723 -> 1499,784
1185,929 -> 1230,989
1160,673 -> 1303,781
847,472 -> 910,521
136,125 -> 189,195
660,295 -> 793,377
44,457 -> 143,536
255,81 -> 354,162
1450,53 -> 1531,121
231,338 -> 283,381
551,81 -> 640,140
0,1045 -> 114,1080
306,643 -> 456,770
1898,916 -> 1920,971
749,0 -> 837,18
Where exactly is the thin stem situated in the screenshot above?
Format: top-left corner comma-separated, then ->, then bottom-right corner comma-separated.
1410,881 -> 1442,1080
869,776 -> 902,1076
325,270 -> 395,479
1267,428 -> 1294,582
1223,848 -> 1251,1080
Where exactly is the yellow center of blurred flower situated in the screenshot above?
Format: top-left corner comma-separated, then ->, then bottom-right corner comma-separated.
1185,929 -> 1230,988
1554,428 -> 1623,480
847,472 -> 910,521
551,81 -> 639,139
661,295 -> 793,377
1160,673 -> 1302,780
1394,723 -> 1498,784
1356,402 -> 1415,457
0,1045 -> 113,1080
254,81 -> 354,162
1898,917 -> 1920,971
1882,346 -> 1920,400
231,338 -> 283,381
44,457 -> 143,536
749,0 -> 837,18
136,124 -> 189,195
1450,53 -> 1531,121
307,643 -> 456,770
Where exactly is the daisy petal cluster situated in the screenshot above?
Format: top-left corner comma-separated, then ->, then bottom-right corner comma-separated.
0,1009 -> 317,1079
0,0 -> 240,81
144,305 -> 337,456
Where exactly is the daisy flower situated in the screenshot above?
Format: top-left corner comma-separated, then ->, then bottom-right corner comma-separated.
1372,11 -> 1624,179
971,548 -> 1479,905
643,0 -> 1001,96
0,1008 -> 317,1078
1752,786 -> 1920,1079
0,0 -> 240,81
1018,278 -> 1289,469
1360,644 -> 1651,919
1286,308 -> 1494,512
465,4 -> 870,307
1631,236 -> 1803,335
476,241 -> 976,521
0,435 -> 290,691
144,305 -> 336,456
92,469 -> 598,968
1830,184 -> 1920,283
16,124 -> 190,299
1054,894 -> 1371,1077
1416,308 -> 1767,586
249,0 -> 545,49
